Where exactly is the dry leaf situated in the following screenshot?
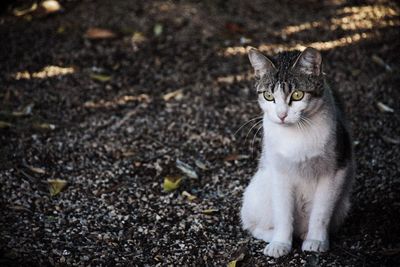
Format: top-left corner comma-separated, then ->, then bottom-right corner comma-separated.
371,55 -> 392,72
85,28 -> 117,39
195,160 -> 208,170
90,73 -> 112,82
176,159 -> 198,179
27,166 -> 46,174
131,32 -> 146,44
163,89 -> 183,101
48,179 -> 67,196
40,0 -> 62,14
224,154 -> 249,161
57,26 -> 65,34
182,191 -> 197,201
0,121 -> 12,128
201,209 -> 219,215
217,76 -> 235,84
376,102 -> 394,113
13,3 -> 38,17
154,23 -> 163,36
381,135 -> 400,145
228,245 -> 248,267
163,176 -> 182,192
224,153 -> 239,161
33,123 -> 56,130
12,103 -> 34,117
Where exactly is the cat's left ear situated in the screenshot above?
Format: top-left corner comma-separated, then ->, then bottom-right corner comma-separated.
292,47 -> 322,76
247,47 -> 276,78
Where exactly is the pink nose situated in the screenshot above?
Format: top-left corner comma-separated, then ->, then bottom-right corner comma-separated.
278,113 -> 287,122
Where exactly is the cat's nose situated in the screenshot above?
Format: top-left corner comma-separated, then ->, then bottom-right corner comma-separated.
278,113 -> 287,122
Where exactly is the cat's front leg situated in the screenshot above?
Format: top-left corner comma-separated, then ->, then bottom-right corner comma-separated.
302,168 -> 348,252
263,168 -> 294,258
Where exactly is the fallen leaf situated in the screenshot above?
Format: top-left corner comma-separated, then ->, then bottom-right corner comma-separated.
224,154 -> 249,161
0,121 -> 12,128
131,32 -> 147,44
12,103 -> 34,117
57,26 -> 65,34
201,209 -> 219,215
217,76 -> 235,84
163,175 -> 182,192
381,135 -> 400,145
225,22 -> 244,34
13,2 -> 38,17
163,89 -> 183,101
154,23 -> 163,36
121,150 -> 135,157
240,36 -> 252,45
195,160 -> 208,170
182,191 -> 197,201
27,166 -> 46,174
90,73 -> 112,82
40,0 -> 62,15
33,123 -> 56,130
176,159 -> 198,179
371,55 -> 392,72
376,102 -> 394,113
48,179 -> 67,196
84,27 -> 117,39
228,242 -> 249,267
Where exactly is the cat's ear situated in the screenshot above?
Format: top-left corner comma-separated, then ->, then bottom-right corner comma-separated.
247,47 -> 276,78
292,47 -> 322,76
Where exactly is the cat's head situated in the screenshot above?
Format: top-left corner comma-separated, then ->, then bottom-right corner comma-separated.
248,47 -> 325,126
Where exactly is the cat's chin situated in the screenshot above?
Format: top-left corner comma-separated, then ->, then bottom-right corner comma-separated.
274,121 -> 296,127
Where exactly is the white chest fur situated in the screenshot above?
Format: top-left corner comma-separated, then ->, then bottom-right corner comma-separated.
263,113 -> 332,163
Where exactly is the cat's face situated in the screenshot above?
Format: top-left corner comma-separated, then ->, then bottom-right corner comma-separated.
249,47 -> 324,126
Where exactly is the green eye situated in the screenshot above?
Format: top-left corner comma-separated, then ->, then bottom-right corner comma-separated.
291,90 -> 304,101
263,91 -> 274,101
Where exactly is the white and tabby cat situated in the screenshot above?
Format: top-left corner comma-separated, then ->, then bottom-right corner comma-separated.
240,47 -> 354,258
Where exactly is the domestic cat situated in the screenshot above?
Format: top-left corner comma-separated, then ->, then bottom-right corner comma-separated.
240,47 -> 354,258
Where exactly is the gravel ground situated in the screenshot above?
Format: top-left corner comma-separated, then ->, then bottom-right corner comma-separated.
0,0 -> 399,266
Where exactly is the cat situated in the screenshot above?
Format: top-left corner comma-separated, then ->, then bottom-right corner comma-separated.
240,47 -> 354,258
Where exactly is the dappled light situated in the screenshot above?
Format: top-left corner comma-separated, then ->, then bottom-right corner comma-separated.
83,94 -> 150,109
224,2 -> 399,56
223,31 -> 374,55
1,0 -> 399,266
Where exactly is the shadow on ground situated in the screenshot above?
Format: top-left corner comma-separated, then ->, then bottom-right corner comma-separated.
0,0 -> 399,266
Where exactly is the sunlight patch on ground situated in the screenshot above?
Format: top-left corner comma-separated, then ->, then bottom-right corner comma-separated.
217,73 -> 251,84
281,4 -> 399,35
13,66 -> 75,80
223,32 -> 374,56
224,3 -> 398,57
83,94 -> 150,109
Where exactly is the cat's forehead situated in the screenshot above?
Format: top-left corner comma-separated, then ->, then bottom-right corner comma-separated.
257,51 -> 323,95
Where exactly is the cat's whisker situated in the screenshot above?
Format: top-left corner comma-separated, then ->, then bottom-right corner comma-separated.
233,115 -> 263,136
245,120 -> 263,143
251,124 -> 263,156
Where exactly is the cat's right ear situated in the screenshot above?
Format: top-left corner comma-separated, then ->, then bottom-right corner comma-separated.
247,47 -> 276,78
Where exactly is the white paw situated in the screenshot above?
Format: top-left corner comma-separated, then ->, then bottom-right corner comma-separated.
302,239 -> 329,252
263,241 -> 291,258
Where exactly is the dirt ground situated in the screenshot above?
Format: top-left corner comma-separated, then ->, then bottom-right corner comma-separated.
0,0 -> 399,266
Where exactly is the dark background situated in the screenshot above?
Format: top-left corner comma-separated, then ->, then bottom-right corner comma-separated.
0,0 -> 399,266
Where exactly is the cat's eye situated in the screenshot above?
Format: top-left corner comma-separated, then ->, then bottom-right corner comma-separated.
291,90 -> 304,101
263,91 -> 274,101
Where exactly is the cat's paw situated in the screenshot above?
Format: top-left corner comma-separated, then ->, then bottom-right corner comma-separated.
302,239 -> 329,252
263,242 -> 291,258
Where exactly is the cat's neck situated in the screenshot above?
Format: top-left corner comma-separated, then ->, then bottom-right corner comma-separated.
262,109 -> 334,162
